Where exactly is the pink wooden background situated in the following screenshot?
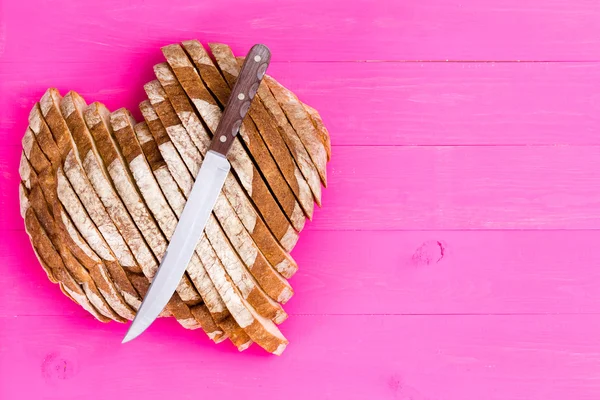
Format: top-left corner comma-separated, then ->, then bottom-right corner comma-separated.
2,0 -> 600,398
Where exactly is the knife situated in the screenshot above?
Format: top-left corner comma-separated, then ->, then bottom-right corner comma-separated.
122,44 -> 271,343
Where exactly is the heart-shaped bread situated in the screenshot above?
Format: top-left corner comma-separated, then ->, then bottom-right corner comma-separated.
18,41 -> 331,355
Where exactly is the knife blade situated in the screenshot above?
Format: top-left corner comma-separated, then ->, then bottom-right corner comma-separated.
122,44 -> 271,343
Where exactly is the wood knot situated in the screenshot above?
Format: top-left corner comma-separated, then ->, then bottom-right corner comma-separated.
412,240 -> 446,266
41,348 -> 79,382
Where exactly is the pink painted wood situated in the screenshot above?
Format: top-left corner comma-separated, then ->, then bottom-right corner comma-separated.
2,315 -> 600,400
6,62 -> 600,147
2,0 -> 600,62
2,0 -> 600,399
5,145 -> 600,231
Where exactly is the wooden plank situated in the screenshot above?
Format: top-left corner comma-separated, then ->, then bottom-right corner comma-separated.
5,144 -> 600,231
310,145 -> 600,230
273,61 -> 600,146
0,65 -> 157,146
3,0 -> 600,395
0,230 -> 85,318
5,62 -> 600,147
288,230 -> 600,315
2,315 -> 600,399
5,231 -> 600,318
5,229 -> 600,316
2,0 -> 600,63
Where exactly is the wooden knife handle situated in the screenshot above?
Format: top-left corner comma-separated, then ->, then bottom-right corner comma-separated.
209,44 -> 271,155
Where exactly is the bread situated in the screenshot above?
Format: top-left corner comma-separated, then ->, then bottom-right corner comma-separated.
178,42 -> 300,252
265,76 -> 328,187
153,61 -> 304,242
231,54 -> 323,206
91,105 -> 200,305
26,105 -> 138,320
208,45 -> 314,219
209,44 -> 306,232
82,103 -> 228,334
133,118 -> 287,350
303,103 -> 332,162
140,98 -> 287,323
39,90 -> 146,314
131,121 -> 233,344
19,40 -> 331,354
157,50 -> 294,301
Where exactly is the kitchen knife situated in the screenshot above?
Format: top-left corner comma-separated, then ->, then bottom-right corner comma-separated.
122,44 -> 271,343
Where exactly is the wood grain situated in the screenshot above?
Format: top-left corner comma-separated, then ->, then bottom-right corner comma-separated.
5,229 -> 600,317
3,0 -> 600,397
6,62 -> 600,147
2,0 -> 600,63
5,145 -> 600,231
2,315 -> 600,400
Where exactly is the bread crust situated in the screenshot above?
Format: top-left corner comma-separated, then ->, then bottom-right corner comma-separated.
265,76 -> 328,187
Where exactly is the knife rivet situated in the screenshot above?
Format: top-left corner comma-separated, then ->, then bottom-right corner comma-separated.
219,135 -> 227,143
249,83 -> 259,98
237,93 -> 245,100
232,120 -> 242,135
254,55 -> 262,62
240,101 -> 250,117
257,63 -> 268,79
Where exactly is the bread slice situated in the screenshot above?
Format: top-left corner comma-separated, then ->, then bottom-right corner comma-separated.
84,103 -> 200,305
38,89 -> 145,316
188,46 -> 306,232
213,314 -> 253,351
180,41 -> 301,275
142,81 -> 288,320
226,55 -> 322,207
19,170 -> 56,283
133,121 -> 249,349
264,76 -> 328,187
150,60 -> 300,252
188,304 -> 228,343
61,92 -> 157,277
20,187 -> 110,322
27,103 -> 138,320
139,106 -> 289,339
198,46 -> 313,220
79,103 -> 228,334
152,56 -> 294,301
144,80 -> 203,177
142,89 -> 297,281
303,103 -> 331,162
25,167 -> 125,321
139,100 -> 194,195
108,110 -> 228,340
133,121 -> 287,353
34,180 -> 129,321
